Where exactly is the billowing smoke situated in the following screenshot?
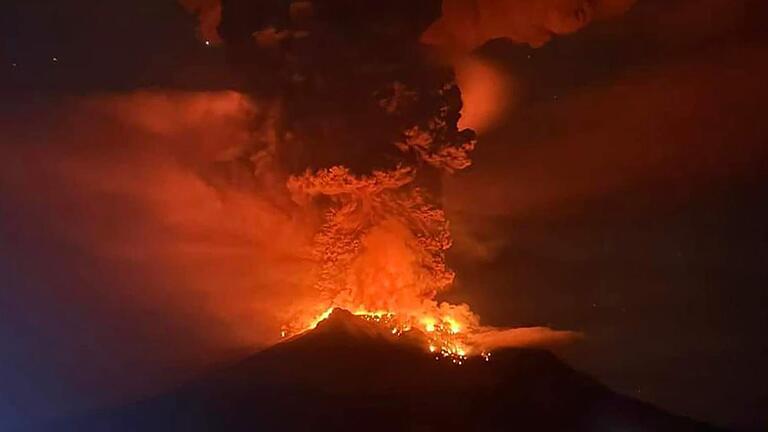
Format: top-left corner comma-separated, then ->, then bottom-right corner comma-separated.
192,0 -> 609,352
0,90 -> 333,420
1,91 -> 317,349
162,0 -> 644,355
2,5 -> 650,415
422,0 -> 636,51
454,56 -> 517,132
182,0 -> 635,50
180,0 -> 636,134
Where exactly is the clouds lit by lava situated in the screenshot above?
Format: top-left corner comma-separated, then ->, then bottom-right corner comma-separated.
177,0 -> 601,358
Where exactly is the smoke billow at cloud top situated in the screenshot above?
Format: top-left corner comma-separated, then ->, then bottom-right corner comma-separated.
184,0 -> 636,50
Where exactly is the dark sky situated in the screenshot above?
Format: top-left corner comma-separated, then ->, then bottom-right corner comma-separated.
1,0 -> 767,430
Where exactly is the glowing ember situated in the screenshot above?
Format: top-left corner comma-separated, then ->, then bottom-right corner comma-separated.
297,308 -> 476,364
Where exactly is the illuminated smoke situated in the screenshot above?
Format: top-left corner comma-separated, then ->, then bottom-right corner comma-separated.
169,0 -> 641,355
454,56 -> 517,132
281,84 -> 481,352
180,0 -> 635,50
422,0 -> 636,51
1,91 -> 316,348
179,0 -> 222,44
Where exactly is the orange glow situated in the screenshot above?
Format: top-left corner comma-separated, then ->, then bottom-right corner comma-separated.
49,91 -> 577,360
281,161 -> 481,359
421,0 -> 636,51
273,72 -> 579,359
296,307 -> 474,363
455,57 -> 516,133
421,317 -> 437,333
307,307 -> 336,330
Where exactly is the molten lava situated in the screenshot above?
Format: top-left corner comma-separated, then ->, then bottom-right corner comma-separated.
290,307 -> 474,364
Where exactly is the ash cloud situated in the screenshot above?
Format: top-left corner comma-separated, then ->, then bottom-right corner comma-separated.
0,91 -> 320,419
446,0 -> 768,223
194,0 -> 621,352
182,0 -> 636,52
439,5 -> 768,427
5,91 -> 318,343
423,0 -> 635,51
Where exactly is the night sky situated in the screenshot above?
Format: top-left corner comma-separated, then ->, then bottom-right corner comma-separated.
1,1 -> 767,430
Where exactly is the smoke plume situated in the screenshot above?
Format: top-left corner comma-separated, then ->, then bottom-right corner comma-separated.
2,4 -> 652,415
191,0 -> 618,353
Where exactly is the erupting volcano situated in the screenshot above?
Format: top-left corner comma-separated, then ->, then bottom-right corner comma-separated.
281,151 -> 574,360
196,0 -> 587,362
5,0 -> 768,429
279,85 -> 495,359
57,309 -> 715,431
9,0 -> 723,430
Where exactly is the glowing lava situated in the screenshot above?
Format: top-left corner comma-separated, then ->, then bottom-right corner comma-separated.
289,307 -> 475,363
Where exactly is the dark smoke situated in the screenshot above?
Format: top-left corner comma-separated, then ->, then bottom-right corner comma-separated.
217,0 -> 472,177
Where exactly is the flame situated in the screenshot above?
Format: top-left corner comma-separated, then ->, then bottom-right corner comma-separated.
307,307 -> 335,330
296,307 -> 474,363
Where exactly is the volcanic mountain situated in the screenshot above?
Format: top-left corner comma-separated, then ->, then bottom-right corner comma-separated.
57,309 -> 717,431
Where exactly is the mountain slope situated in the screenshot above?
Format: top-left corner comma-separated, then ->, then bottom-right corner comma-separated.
57,309 -> 719,431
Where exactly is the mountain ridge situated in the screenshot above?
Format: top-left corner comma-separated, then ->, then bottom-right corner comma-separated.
49,309 -> 721,431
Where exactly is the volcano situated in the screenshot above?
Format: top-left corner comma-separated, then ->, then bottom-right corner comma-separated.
53,309 -> 718,431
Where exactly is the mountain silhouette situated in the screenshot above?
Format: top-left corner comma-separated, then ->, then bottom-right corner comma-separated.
52,309 -> 719,431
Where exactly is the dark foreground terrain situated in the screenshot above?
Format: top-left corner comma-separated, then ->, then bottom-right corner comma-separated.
46,309 -> 717,431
